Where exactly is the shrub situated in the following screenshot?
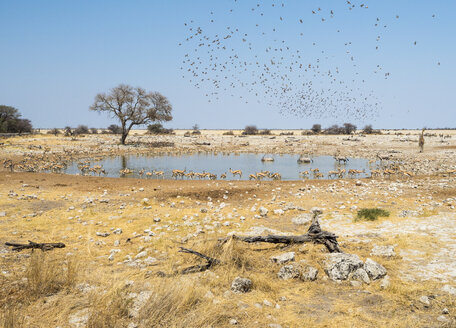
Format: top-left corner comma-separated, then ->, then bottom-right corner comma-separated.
74,125 -> 89,135
363,125 -> 373,134
90,128 -> 98,134
356,208 -> 390,221
47,128 -> 61,135
64,126 -> 73,136
259,129 -> 272,135
147,123 -> 174,135
311,124 -> 322,134
242,125 -> 258,135
343,123 -> 357,135
107,124 -> 122,134
324,124 -> 343,135
280,131 -> 294,136
223,130 -> 234,136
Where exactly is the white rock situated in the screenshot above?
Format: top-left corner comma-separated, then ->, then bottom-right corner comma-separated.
259,207 -> 268,217
364,258 -> 387,280
371,245 -> 395,257
324,253 -> 364,281
231,277 -> 252,293
442,284 -> 456,295
270,252 -> 295,264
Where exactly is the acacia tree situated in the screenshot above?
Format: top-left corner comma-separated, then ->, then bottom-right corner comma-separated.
90,84 -> 173,144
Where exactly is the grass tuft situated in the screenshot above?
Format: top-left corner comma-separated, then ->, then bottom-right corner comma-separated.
356,208 -> 390,221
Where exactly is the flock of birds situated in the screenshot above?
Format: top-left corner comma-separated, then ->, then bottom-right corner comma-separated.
179,0 -> 440,120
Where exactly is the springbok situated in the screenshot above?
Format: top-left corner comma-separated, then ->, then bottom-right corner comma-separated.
229,168 -> 242,178
172,169 -> 186,179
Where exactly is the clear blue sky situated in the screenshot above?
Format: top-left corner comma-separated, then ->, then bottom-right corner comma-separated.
0,0 -> 454,129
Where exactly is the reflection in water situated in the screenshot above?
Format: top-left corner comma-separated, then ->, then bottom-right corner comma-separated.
121,155 -> 127,170
65,154 -> 376,181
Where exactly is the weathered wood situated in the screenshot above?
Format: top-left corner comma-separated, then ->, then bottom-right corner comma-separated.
178,247 -> 220,274
224,210 -> 341,253
5,241 -> 65,252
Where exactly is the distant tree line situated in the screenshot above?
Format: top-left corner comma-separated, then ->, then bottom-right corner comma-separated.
310,123 -> 377,135
0,105 -> 32,133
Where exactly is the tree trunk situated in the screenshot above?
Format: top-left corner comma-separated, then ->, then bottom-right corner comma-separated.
120,133 -> 128,145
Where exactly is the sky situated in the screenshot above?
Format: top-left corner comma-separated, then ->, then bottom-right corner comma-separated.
0,0 -> 455,129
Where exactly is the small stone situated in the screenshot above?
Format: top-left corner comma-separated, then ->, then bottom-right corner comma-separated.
300,265 -> 318,281
371,245 -> 395,257
263,299 -> 273,307
0,211 -> 6,217
278,264 -> 301,280
135,251 -> 148,259
259,207 -> 268,217
350,268 -> 370,284
419,295 -> 430,307
442,284 -> 456,295
350,281 -> 362,287
96,232 -> 110,237
229,319 -> 238,325
231,277 -> 252,293
153,217 -> 161,222
437,315 -> 449,323
380,275 -> 390,289
291,214 -> 311,225
274,209 -> 285,215
268,324 -> 282,328
113,240 -> 120,246
113,228 -> 122,235
442,308 -> 449,314
200,208 -> 208,213
270,252 -> 295,264
364,258 -> 387,280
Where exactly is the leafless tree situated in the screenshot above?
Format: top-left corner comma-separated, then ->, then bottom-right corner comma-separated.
90,84 -> 173,144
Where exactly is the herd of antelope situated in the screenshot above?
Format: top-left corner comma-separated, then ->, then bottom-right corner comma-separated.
4,154 -> 456,181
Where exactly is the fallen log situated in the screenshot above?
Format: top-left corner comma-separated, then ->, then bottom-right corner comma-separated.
5,241 -> 65,252
222,210 -> 341,253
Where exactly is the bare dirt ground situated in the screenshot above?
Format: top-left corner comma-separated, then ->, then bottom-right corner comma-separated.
0,131 -> 455,327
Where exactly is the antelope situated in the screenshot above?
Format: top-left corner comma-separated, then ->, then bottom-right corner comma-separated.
334,156 -> 349,164
172,169 -> 186,179
256,172 -> 268,180
270,172 -> 281,180
370,169 -> 381,177
299,171 -> 309,178
145,171 -> 153,178
314,172 -> 324,179
229,168 -> 242,178
328,169 -> 341,179
120,168 -> 133,175
153,170 -> 164,178
249,174 -> 258,180
220,173 -> 227,179
138,169 -> 145,177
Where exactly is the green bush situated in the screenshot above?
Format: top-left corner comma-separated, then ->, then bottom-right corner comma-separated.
356,208 -> 390,221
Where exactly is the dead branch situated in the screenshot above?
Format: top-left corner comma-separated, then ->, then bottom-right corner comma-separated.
178,247 -> 220,274
221,210 -> 341,253
5,241 -> 65,252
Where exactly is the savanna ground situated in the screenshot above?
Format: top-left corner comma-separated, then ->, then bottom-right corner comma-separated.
1,130 -> 455,327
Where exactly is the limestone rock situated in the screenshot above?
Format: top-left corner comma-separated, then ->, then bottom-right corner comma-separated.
231,277 -> 252,293
324,253 -> 364,281
350,268 -> 370,284
371,245 -> 395,257
364,258 -> 387,280
278,264 -> 301,280
270,252 -> 295,264
291,214 -> 311,225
